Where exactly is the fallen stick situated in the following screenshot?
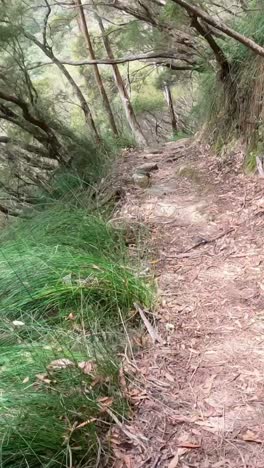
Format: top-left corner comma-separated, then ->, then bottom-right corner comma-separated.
106,407 -> 148,448
256,156 -> 264,178
134,303 -> 163,344
184,228 -> 234,253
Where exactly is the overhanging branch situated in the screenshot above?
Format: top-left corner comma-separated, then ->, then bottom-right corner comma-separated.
171,0 -> 264,58
29,51 -> 197,67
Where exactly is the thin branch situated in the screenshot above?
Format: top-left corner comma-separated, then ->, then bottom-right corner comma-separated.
28,51 -> 197,67
43,0 -> 52,47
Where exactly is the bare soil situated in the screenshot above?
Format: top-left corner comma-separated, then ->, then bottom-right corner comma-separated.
112,139 -> 264,468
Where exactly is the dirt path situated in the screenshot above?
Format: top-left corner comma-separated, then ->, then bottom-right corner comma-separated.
113,140 -> 264,468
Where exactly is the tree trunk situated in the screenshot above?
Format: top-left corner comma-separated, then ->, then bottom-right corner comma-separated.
24,32 -> 101,144
190,16 -> 230,82
75,0 -> 119,137
92,7 -> 148,146
163,84 -> 178,135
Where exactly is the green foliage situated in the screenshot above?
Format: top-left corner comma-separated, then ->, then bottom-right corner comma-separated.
114,21 -> 152,53
189,70 -> 217,128
0,201 -> 152,465
133,88 -> 165,114
245,149 -> 258,172
161,0 -> 187,23
0,343 -> 126,467
223,3 -> 264,64
0,207 -> 150,323
170,130 -> 191,142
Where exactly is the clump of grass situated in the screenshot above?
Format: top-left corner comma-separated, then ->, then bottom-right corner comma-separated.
0,242 -> 150,324
0,342 -> 127,467
0,204 -> 152,466
1,206 -> 126,255
170,130 -> 191,142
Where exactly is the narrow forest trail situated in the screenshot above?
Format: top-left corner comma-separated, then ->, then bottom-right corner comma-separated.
113,139 -> 264,468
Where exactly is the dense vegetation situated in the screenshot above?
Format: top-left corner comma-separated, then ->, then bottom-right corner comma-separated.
1,0 -> 264,465
0,195 -> 152,466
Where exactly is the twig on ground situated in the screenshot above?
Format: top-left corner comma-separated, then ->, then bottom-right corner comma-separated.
256,156 -> 264,178
164,228 -> 234,258
184,228 -> 234,253
105,407 -> 148,448
134,303 -> 163,344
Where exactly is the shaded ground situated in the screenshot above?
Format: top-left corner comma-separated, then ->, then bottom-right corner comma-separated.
111,139 -> 264,468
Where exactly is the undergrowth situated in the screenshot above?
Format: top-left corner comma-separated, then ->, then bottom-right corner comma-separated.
0,182 -> 152,466
192,3 -> 264,156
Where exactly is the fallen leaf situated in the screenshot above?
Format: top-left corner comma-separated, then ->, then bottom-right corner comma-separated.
78,361 -> 95,375
12,320 -> 25,327
150,259 -> 160,265
212,461 -> 227,467
168,452 -> 179,468
128,388 -> 148,402
201,374 -> 216,396
168,447 -> 189,468
177,443 -> 201,449
195,416 -> 233,433
165,372 -> 175,383
48,358 -> 74,371
76,418 -> 97,429
90,376 -> 105,387
97,396 -> 114,409
36,373 -> 52,384
66,312 -> 76,321
240,429 -> 263,444
112,448 -> 132,468
23,376 -> 29,384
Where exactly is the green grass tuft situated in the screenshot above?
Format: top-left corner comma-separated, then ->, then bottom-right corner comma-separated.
0,204 -> 152,466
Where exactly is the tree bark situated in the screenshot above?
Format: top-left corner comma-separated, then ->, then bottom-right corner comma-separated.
93,7 -> 148,146
75,0 -> 119,137
23,32 -> 101,143
163,84 -> 178,135
190,16 -> 230,81
171,0 -> 264,58
0,96 -> 63,161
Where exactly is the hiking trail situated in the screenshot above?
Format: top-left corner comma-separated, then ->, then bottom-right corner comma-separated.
112,139 -> 264,468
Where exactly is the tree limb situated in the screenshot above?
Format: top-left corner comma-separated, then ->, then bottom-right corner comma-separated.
0,136 -> 49,156
171,0 -> 264,58
29,51 -> 197,67
43,0 -> 52,47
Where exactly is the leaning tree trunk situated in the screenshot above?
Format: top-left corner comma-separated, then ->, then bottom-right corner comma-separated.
163,84 -> 178,136
24,32 -> 101,144
190,16 -> 231,82
75,0 -> 119,137
93,7 -> 148,146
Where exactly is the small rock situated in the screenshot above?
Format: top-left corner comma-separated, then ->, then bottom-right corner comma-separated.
132,173 -> 150,188
165,323 -> 175,332
136,162 -> 158,175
